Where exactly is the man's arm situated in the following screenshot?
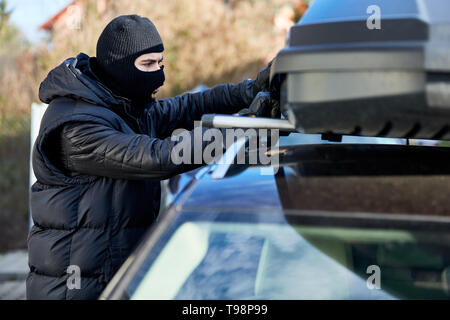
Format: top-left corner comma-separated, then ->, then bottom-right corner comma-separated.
148,79 -> 255,138
60,121 -> 216,180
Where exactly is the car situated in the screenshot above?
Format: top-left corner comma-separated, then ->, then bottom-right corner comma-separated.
100,133 -> 450,300
100,0 -> 450,300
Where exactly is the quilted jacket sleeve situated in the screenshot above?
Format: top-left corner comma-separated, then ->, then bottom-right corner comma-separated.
60,121 -> 218,180
147,79 -> 255,138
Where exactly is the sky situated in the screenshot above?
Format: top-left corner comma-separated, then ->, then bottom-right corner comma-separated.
7,0 -> 72,43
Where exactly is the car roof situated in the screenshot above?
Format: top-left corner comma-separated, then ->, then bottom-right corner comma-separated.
172,142 -> 450,230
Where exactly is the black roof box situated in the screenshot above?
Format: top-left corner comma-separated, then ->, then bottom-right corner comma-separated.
272,0 -> 450,140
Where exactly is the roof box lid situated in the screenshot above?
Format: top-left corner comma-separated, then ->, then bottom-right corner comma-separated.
272,0 -> 450,140
295,0 -> 427,43
280,0 -> 450,72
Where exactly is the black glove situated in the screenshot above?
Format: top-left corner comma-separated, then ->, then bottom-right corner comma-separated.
252,59 -> 274,97
238,91 -> 280,118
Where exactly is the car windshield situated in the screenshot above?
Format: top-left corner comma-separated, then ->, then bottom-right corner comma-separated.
123,211 -> 450,300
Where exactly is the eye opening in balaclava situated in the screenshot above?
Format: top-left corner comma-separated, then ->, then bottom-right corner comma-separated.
95,14 -> 165,104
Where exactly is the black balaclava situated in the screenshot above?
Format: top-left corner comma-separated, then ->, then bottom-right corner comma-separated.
95,14 -> 165,104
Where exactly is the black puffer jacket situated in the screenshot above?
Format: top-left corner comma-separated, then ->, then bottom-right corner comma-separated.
27,53 -> 255,300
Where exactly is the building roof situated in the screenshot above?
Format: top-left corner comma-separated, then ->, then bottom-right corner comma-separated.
39,0 -> 81,31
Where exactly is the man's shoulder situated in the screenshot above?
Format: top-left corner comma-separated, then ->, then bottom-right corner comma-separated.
42,98 -> 131,133
48,97 -> 117,117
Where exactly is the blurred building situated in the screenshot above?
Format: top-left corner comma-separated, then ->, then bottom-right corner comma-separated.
274,0 -> 309,33
39,0 -> 109,35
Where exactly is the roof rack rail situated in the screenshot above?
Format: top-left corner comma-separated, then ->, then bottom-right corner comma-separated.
201,114 -> 297,132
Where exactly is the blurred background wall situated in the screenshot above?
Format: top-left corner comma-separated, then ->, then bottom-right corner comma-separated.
0,0 -> 310,253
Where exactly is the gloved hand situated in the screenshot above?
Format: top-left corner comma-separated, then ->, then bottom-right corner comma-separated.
238,91 -> 280,119
252,58 -> 274,97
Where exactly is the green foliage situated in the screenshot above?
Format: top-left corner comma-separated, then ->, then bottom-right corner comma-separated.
0,0 -> 30,251
0,0 -> 12,30
0,0 -> 26,54
0,113 -> 30,252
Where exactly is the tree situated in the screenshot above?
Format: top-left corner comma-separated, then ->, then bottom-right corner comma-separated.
0,0 -> 25,53
0,0 -> 12,31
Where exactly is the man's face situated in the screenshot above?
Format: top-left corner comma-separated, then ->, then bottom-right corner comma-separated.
134,52 -> 164,99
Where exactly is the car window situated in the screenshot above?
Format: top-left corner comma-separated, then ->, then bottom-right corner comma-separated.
125,212 -> 450,300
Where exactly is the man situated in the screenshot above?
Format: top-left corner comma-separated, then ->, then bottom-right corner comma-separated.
27,14 -> 276,299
